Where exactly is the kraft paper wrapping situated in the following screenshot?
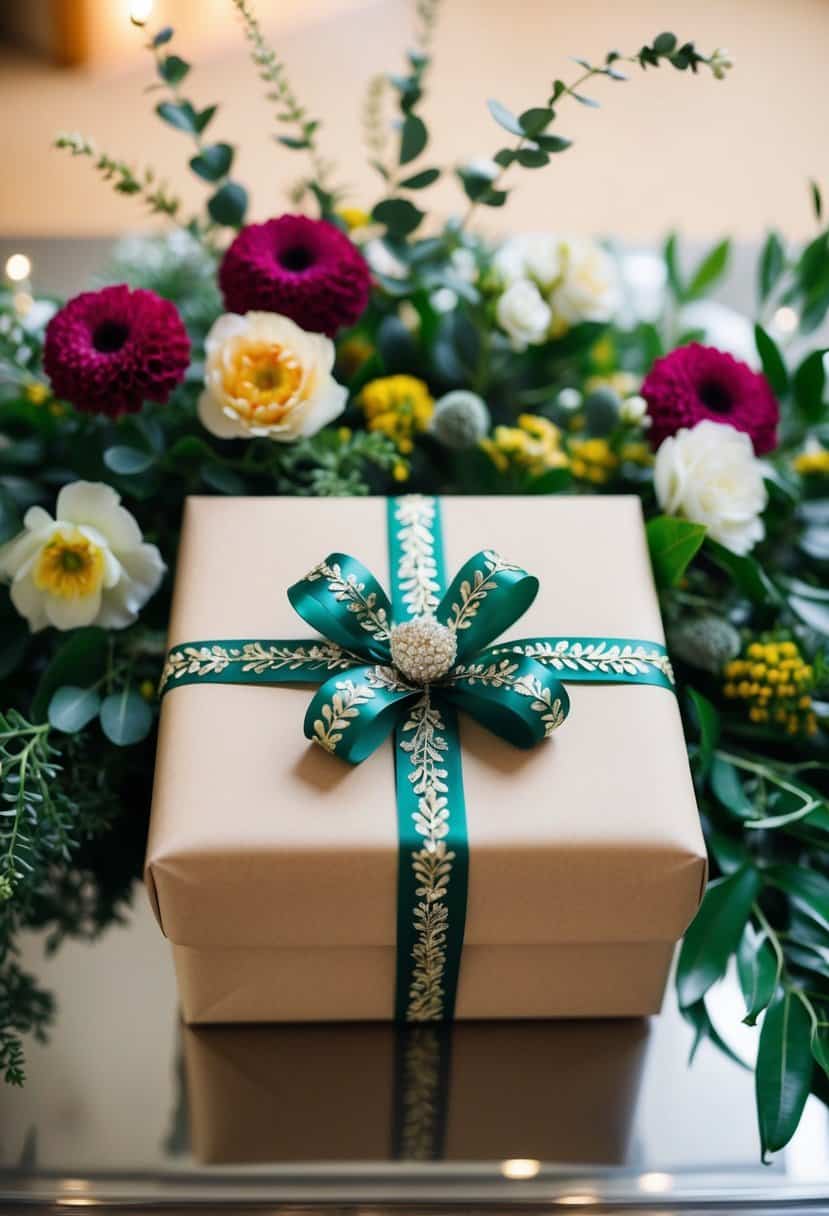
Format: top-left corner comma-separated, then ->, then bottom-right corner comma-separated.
145,495 -> 705,1020
182,1017 -> 650,1163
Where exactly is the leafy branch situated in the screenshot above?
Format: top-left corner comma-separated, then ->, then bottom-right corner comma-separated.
230,0 -> 337,217
147,26 -> 248,232
459,32 -> 731,230
0,712 -> 65,901
53,133 -> 181,221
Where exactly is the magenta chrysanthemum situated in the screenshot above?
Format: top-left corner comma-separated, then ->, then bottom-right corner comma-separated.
218,214 -> 371,337
641,343 -> 779,455
43,285 -> 190,418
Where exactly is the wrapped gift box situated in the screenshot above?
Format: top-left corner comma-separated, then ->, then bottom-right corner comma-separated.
182,1018 -> 650,1163
145,495 -> 705,1022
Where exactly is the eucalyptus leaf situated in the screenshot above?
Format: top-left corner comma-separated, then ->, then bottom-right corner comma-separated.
664,233 -> 684,300
158,54 -> 189,85
676,865 -> 760,1008
48,686 -> 102,734
399,114 -> 428,165
152,26 -> 174,47
207,181 -> 248,228
737,925 -> 779,1025
399,168 -> 440,189
189,142 -> 233,183
103,446 -> 154,476
518,107 -> 554,136
792,348 -> 827,423
686,239 -> 730,300
486,98 -> 524,137
155,100 -> 198,134
372,198 -> 424,238
756,988 -> 813,1157
99,689 -> 153,747
759,232 -> 786,303
32,628 -> 108,722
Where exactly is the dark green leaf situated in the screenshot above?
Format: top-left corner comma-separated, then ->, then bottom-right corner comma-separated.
0,615 -> 27,680
376,314 -> 419,373
812,1029 -> 829,1079
48,685 -> 102,734
0,490 -> 21,544
103,446 -> 154,476
277,135 -> 309,149
705,537 -> 781,606
207,181 -> 248,228
686,239 -> 730,300
653,31 -> 677,54
753,324 -> 788,397
534,133 -> 572,153
792,348 -> 827,423
682,997 -> 749,1069
687,687 -> 719,776
759,232 -> 786,303
194,104 -> 217,135
371,198 -> 424,238
32,628 -> 108,721
189,142 -> 233,182
99,689 -> 153,747
737,925 -> 779,1025
518,107 -> 554,136
710,754 -> 754,820
152,26 -> 174,47
200,463 -> 246,495
676,866 -> 759,1008
516,148 -> 549,168
765,864 -> 829,933
399,114 -> 427,165
646,514 -> 706,587
756,988 -> 813,1156
399,168 -> 440,189
486,98 -> 524,136
664,233 -> 684,300
155,100 -> 198,134
811,179 -> 823,222
158,54 -> 189,85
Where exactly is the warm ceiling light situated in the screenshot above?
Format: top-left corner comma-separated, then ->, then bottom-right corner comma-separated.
129,0 -> 154,26
5,253 -> 31,282
501,1158 -> 541,1180
639,1171 -> 674,1193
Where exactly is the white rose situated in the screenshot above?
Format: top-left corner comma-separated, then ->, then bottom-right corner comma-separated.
198,312 -> 347,442
495,279 -> 552,350
493,234 -> 561,290
548,237 -> 619,334
654,420 -> 767,555
0,481 -> 164,632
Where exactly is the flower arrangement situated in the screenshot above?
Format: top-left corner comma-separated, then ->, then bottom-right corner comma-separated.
0,0 -> 827,1160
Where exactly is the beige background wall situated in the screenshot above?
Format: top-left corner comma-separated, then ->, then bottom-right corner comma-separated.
0,0 -> 826,241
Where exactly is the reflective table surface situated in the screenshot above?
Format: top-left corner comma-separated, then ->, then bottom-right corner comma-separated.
1,898 -> 828,1210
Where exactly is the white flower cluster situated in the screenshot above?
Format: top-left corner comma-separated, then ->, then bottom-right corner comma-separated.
493,234 -> 619,350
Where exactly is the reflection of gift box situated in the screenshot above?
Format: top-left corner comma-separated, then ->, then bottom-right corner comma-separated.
182,1019 -> 650,1164
145,495 -> 705,1023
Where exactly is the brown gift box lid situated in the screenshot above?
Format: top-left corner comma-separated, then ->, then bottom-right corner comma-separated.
145,495 -> 705,949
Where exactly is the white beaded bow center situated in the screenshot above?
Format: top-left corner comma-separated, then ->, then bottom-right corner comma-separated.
389,616 -> 457,685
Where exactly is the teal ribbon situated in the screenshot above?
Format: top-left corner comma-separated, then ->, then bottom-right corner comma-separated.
160,495 -> 675,1023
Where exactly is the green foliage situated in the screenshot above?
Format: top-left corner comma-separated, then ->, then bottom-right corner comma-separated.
646,515 -> 706,587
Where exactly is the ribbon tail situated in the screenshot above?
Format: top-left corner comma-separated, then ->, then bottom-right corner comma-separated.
441,648 -> 570,747
303,664 -> 419,764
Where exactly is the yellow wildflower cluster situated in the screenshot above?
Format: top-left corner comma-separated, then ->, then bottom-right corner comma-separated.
583,370 -> 640,398
337,207 -> 371,232
569,436 -> 619,484
793,445 -> 829,477
480,414 -> 568,477
359,375 -> 434,455
24,380 -> 63,416
723,637 -> 818,736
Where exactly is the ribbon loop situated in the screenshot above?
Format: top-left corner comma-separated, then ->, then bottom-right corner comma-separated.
442,648 -> 570,747
436,551 -> 539,661
303,664 -> 419,764
288,553 -> 393,662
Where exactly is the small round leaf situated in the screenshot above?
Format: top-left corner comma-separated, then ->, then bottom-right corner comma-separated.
48,685 -> 102,733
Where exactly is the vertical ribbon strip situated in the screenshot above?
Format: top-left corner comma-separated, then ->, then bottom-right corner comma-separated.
387,497 -> 469,1022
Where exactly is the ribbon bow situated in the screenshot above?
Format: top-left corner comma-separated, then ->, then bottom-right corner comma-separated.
291,546 -> 569,765
160,496 -> 674,1023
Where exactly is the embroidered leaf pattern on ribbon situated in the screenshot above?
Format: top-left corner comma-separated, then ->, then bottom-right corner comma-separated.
394,495 -> 442,618
312,679 -> 376,752
306,559 -> 391,641
446,550 -> 522,633
159,640 -> 358,691
503,638 -> 675,684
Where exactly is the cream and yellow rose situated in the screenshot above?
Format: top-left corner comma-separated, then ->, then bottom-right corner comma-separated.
0,481 -> 164,632
198,311 -> 347,442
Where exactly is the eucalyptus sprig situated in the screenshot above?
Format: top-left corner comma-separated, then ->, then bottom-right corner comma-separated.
459,32 -> 731,229
0,712 -> 66,902
53,133 -> 181,221
230,0 -> 338,217
148,26 -> 248,233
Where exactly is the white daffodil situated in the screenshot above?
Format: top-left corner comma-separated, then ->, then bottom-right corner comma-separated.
0,481 -> 164,632
198,311 -> 347,442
